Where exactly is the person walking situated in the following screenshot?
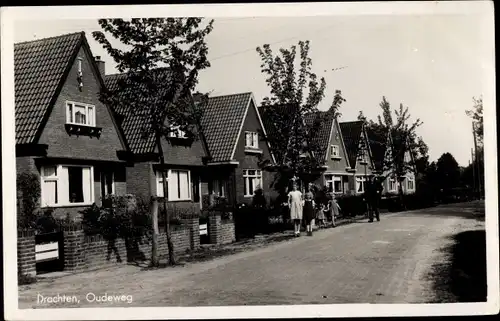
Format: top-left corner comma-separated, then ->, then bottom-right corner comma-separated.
303,184 -> 315,236
288,182 -> 303,237
328,192 -> 341,227
372,177 -> 382,222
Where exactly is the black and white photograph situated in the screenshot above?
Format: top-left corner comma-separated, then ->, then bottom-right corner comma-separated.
1,2 -> 498,320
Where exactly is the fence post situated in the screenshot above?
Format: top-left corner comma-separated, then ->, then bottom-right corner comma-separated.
208,212 -> 221,244
17,229 -> 36,277
63,224 -> 86,272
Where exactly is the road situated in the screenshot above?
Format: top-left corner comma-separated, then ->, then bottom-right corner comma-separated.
19,202 -> 485,308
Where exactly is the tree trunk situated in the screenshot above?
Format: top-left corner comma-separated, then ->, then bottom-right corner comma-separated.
398,176 -> 406,210
150,197 -> 159,266
156,134 -> 176,265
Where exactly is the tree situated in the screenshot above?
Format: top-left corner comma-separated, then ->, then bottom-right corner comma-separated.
436,152 -> 461,191
466,95 -> 484,146
93,18 -> 214,266
364,97 -> 426,207
256,40 -> 341,190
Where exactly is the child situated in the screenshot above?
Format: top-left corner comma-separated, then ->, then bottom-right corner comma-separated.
316,203 -> 326,229
328,193 -> 341,227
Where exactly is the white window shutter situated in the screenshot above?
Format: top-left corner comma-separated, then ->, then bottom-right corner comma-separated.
82,167 -> 92,203
59,166 -> 69,205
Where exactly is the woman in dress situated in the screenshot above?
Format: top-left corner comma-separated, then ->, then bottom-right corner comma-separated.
303,184 -> 315,236
288,183 -> 303,236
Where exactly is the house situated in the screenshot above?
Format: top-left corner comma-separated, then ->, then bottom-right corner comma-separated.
339,121 -> 376,194
304,111 -> 351,195
390,132 -> 417,195
15,32 -> 130,220
365,126 -> 417,195
200,92 -> 276,206
104,70 -> 211,211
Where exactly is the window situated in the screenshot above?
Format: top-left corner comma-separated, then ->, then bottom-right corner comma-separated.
356,176 -> 366,193
407,177 -> 415,191
66,101 -> 95,126
245,131 -> 259,149
168,125 -> 187,139
243,169 -> 262,197
156,171 -> 168,198
389,177 -> 397,192
330,145 -> 340,158
41,165 -> 93,207
212,179 -> 225,197
156,170 -> 191,201
325,175 -> 343,193
357,149 -> 367,163
100,171 -> 114,197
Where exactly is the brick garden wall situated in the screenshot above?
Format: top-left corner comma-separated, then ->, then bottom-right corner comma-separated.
18,230 -> 36,277
208,213 -> 236,245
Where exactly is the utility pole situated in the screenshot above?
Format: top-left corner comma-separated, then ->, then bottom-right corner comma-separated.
471,148 -> 476,198
472,121 -> 482,198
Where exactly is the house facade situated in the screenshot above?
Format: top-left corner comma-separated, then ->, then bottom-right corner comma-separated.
15,32 -> 130,220
200,93 -> 276,206
104,71 -> 212,211
339,121 -> 375,195
305,112 -> 351,195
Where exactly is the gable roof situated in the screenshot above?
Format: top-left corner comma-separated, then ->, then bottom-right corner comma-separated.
339,120 -> 365,168
304,111 -> 335,163
15,32 -> 84,145
200,92 -> 252,163
366,126 -> 388,172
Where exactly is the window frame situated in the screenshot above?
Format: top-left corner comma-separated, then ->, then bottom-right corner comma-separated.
389,177 -> 397,192
65,101 -> 96,127
330,145 -> 340,159
243,169 -> 263,197
325,174 -> 343,194
100,170 -> 115,198
407,176 -> 415,191
167,124 -> 188,139
244,131 -> 259,149
156,169 -> 192,201
40,164 -> 94,208
355,176 -> 367,194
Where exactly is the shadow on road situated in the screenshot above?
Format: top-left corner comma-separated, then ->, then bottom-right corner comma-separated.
400,200 -> 485,222
428,229 -> 487,302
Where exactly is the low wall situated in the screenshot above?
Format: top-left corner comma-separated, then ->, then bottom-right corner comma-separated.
18,229 -> 36,277
208,212 -> 236,245
17,217 -> 200,276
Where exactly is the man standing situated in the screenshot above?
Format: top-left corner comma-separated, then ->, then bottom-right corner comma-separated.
368,177 -> 382,222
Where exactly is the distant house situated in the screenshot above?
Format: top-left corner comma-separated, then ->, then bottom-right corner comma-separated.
304,111 -> 351,195
390,132 -> 417,195
105,70 -> 211,210
15,32 -> 130,220
200,92 -> 276,205
339,121 -> 376,194
365,126 -> 417,195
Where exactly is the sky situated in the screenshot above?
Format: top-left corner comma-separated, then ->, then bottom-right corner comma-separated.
13,11 -> 491,167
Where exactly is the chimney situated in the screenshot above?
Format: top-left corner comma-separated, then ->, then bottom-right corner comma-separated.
95,56 -> 105,77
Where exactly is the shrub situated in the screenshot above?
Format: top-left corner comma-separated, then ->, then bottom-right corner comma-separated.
81,203 -> 103,235
335,194 -> 366,217
17,172 -> 41,229
35,208 -> 60,234
252,188 -> 267,209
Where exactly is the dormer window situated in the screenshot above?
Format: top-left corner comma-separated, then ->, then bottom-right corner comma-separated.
168,125 -> 187,139
66,101 -> 95,127
330,145 -> 340,159
245,131 -> 259,149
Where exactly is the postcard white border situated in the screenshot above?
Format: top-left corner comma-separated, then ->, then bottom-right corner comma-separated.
2,1 -> 498,320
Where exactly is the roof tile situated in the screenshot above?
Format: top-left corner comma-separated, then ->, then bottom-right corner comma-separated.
200,93 -> 252,162
15,32 -> 83,144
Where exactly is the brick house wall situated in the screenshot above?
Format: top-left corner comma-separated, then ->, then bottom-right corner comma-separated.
17,45 -> 128,221
233,100 -> 276,205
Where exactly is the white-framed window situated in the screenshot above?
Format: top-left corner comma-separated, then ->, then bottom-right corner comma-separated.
357,149 -> 367,163
66,101 -> 96,127
100,170 -> 114,197
156,169 -> 191,201
40,165 -> 94,207
168,125 -> 187,139
330,145 -> 340,158
243,169 -> 262,197
355,176 -> 366,193
325,174 -> 343,193
407,176 -> 415,191
245,131 -> 259,149
389,177 -> 397,192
